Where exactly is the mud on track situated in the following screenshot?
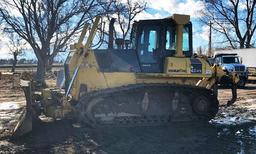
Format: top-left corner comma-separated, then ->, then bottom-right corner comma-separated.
1,84 -> 256,153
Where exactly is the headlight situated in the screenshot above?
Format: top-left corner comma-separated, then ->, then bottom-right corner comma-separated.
222,66 -> 234,72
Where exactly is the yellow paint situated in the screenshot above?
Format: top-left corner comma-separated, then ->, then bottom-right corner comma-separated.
64,14 -> 234,102
103,73 -> 136,88
69,50 -> 217,101
164,57 -> 188,74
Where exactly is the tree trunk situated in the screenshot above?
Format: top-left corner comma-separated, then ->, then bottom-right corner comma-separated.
47,57 -> 54,72
36,59 -> 47,86
239,41 -> 245,49
11,52 -> 18,73
245,36 -> 253,48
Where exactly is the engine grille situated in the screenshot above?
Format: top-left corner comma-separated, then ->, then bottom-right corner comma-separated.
235,66 -> 245,72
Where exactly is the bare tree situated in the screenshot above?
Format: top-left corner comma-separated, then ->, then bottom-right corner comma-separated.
0,0 -> 114,84
201,0 -> 256,49
113,0 -> 146,47
7,33 -> 26,72
3,28 -> 26,72
94,0 -> 146,49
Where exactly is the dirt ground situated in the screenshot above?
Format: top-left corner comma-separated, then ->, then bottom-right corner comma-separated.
213,84 -> 256,125
0,77 -> 256,153
0,74 -> 26,139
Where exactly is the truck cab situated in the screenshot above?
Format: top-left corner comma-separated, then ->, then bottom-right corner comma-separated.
214,53 -> 248,87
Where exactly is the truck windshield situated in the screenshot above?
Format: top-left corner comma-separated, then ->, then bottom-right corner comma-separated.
222,57 -> 239,64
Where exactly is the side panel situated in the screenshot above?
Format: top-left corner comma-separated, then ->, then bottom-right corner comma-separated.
71,52 -> 108,99
94,49 -> 141,73
164,57 -> 213,78
164,57 -> 189,75
103,73 -> 136,87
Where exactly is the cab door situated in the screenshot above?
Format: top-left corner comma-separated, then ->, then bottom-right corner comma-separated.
137,26 -> 161,73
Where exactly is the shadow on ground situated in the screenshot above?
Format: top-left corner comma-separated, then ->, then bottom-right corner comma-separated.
1,119 -> 256,154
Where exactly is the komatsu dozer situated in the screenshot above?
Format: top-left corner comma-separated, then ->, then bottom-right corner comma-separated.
14,14 -> 238,136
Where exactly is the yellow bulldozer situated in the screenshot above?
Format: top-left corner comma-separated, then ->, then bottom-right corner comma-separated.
14,14 -> 238,136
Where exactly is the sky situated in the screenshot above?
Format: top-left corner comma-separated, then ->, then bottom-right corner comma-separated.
134,0 -> 209,49
0,0 -> 210,59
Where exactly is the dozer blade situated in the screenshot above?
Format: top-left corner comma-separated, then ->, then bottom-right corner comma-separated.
75,84 -> 219,127
12,80 -> 33,137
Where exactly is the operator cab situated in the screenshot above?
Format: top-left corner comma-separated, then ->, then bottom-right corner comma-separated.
132,18 -> 193,72
92,17 -> 193,73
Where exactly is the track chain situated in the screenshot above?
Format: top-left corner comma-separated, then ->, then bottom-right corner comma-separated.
75,84 -> 219,126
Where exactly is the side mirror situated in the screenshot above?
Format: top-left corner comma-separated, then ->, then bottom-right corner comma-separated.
240,57 -> 243,64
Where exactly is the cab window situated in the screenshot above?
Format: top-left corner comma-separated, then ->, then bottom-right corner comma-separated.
138,26 -> 159,64
165,26 -> 190,51
140,30 -> 145,55
183,27 -> 189,51
215,57 -> 221,64
148,30 -> 157,52
165,27 -> 176,50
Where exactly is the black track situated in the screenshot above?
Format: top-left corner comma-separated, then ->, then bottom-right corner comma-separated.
74,84 -> 219,126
